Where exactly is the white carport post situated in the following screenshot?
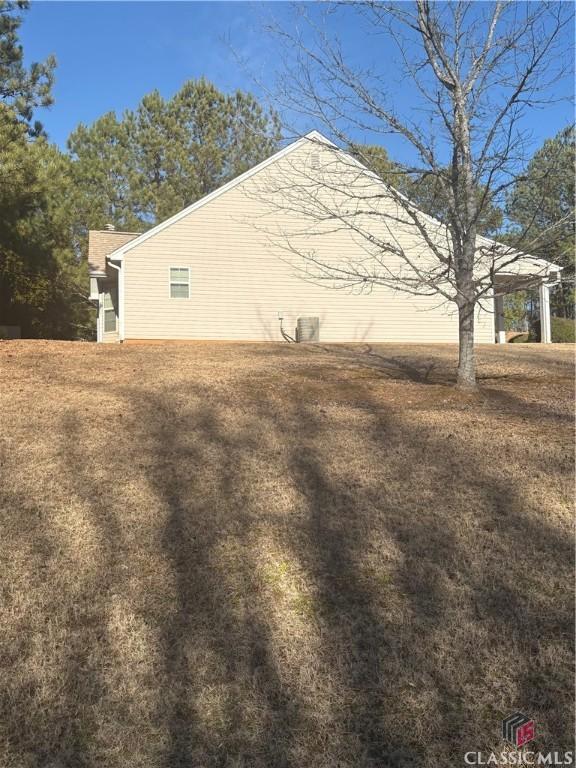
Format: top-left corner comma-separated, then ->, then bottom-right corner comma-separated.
539,281 -> 551,343
494,294 -> 506,344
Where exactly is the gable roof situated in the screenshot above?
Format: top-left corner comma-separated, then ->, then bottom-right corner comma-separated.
105,131 -> 335,261
88,229 -> 141,274
103,129 -> 561,276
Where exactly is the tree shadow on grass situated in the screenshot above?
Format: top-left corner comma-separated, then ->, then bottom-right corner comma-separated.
476,386 -> 574,425
139,390 -> 306,768
281,404 -> 434,766
240,378 -> 573,764
90,376 -> 576,764
293,343 -> 443,384
0,358 -> 572,767
0,411 -> 124,767
143,369 -> 572,765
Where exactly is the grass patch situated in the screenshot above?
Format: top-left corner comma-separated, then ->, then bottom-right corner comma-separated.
0,340 -> 573,767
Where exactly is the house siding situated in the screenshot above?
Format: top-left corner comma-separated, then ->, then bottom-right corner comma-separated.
123,143 -> 495,343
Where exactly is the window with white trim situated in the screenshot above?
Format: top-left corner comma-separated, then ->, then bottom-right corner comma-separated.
170,267 -> 190,298
103,289 -> 117,333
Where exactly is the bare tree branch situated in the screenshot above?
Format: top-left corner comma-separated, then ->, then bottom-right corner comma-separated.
252,0 -> 574,388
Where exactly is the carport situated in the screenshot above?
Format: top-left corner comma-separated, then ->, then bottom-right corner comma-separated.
493,270 -> 562,344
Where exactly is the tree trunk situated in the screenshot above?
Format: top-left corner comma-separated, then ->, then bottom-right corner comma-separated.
457,298 -> 477,390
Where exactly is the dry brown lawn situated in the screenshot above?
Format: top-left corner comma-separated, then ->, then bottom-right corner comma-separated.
0,340 -> 574,768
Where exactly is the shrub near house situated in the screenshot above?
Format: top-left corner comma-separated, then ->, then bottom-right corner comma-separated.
529,317 -> 576,343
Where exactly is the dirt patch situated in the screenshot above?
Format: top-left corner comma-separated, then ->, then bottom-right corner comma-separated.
0,340 -> 573,767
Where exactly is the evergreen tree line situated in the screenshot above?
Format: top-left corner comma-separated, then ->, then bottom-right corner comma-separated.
0,2 -> 280,338
0,1 -> 573,339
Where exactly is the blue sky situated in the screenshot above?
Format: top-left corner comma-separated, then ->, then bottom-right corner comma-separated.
22,1 -> 575,166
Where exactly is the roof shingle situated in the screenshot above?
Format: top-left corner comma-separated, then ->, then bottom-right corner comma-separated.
88,230 -> 141,273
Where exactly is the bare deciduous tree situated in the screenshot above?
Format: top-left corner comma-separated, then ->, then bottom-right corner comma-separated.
261,0 -> 573,389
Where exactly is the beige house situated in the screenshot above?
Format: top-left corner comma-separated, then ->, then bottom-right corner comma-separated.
88,131 -> 561,344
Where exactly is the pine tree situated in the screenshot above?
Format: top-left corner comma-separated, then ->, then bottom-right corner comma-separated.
67,112 -> 141,231
67,78 -> 281,229
507,127 -> 575,318
0,0 -> 54,130
0,107 -> 91,337
0,1 -> 87,339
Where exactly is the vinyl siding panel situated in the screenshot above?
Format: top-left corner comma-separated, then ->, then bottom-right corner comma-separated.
124,143 -> 495,343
